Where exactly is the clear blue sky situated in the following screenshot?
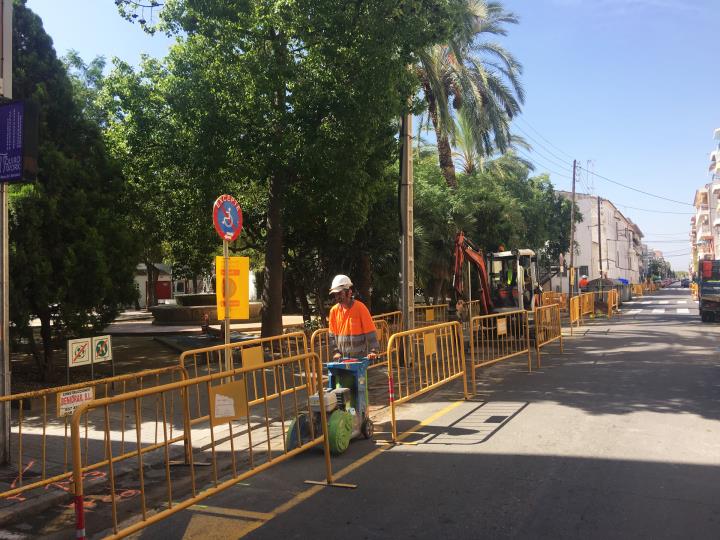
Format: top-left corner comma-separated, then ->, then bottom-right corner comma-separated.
27,0 -> 716,271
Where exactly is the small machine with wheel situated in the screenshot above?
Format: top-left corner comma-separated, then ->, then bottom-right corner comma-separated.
286,357 -> 374,455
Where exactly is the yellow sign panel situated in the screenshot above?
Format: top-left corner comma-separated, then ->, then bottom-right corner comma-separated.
216,256 -> 250,320
425,308 -> 434,322
209,380 -> 249,427
423,332 -> 437,358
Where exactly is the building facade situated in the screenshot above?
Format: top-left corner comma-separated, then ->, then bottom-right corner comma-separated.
690,128 -> 720,277
549,193 -> 644,293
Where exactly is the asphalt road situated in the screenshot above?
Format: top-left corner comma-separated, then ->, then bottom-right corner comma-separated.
129,286 -> 720,540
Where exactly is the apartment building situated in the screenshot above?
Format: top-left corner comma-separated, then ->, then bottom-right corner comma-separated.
690,128 -> 720,276
549,193 -> 644,293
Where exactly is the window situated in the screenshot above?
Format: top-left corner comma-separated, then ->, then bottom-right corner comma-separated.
579,265 -> 589,276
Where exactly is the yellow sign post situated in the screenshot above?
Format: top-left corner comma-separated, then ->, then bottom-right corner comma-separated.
215,256 -> 250,321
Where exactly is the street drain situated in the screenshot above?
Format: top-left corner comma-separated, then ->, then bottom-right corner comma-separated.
485,416 -> 508,423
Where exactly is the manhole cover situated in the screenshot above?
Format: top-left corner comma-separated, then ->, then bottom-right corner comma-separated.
485,415 -> 508,424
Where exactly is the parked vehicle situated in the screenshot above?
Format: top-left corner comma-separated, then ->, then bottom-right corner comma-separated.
698,260 -> 720,322
681,278 -> 690,288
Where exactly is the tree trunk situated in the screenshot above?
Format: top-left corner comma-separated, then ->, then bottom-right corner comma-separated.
427,94 -> 458,189
261,172 -> 285,338
298,282 -> 311,323
284,270 -> 299,313
39,314 -> 53,382
356,252 -> 372,311
145,260 -> 158,308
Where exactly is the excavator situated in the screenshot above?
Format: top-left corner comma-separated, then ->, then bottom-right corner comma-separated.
453,232 -> 542,316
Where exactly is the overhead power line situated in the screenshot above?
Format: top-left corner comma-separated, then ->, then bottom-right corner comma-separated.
515,118 -> 576,161
512,124 -> 574,169
577,166 -> 693,206
614,204 -> 694,215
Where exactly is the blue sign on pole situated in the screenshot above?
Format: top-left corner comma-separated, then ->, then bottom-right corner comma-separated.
0,101 -> 24,183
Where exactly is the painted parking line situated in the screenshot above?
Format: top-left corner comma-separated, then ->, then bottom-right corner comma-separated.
236,400 -> 466,538
651,308 -> 665,314
676,308 -> 690,314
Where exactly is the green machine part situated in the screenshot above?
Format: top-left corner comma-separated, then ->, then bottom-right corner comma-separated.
327,409 -> 353,455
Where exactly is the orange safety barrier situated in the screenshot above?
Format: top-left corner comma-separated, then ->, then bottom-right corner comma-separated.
386,322 -> 469,441
607,289 -> 619,318
413,303 -> 448,328
534,303 -> 563,367
580,292 -> 595,319
71,352 -> 338,539
468,310 -> 532,385
0,365 -> 187,503
632,284 -> 644,297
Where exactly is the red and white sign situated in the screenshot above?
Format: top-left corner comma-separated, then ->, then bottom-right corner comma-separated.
212,194 -> 243,242
57,387 -> 94,417
68,338 -> 92,368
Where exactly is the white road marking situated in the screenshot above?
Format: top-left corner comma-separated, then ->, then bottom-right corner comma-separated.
659,300 -> 669,305
676,308 -> 690,314
627,309 -> 641,315
677,300 -> 687,304
651,309 -> 665,314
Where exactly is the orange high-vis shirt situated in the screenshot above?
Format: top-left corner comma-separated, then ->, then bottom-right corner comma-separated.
328,300 -> 379,358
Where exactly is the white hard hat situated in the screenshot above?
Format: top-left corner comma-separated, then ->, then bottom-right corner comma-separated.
329,274 -> 353,294
581,275 -> 588,279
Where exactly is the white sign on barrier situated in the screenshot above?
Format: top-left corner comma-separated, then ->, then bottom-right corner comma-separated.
68,338 -> 92,368
92,335 -> 112,363
497,318 -> 507,336
57,387 -> 94,417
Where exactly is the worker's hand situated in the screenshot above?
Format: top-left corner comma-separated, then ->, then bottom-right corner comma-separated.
368,352 -> 378,361
332,352 -> 342,360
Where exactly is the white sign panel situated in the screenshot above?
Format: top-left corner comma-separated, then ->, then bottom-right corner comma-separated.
57,387 -> 94,417
92,335 -> 112,363
68,338 -> 92,368
497,318 -> 508,336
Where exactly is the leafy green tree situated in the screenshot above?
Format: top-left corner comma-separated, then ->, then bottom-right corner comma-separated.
10,2 -> 138,379
114,0 -> 466,336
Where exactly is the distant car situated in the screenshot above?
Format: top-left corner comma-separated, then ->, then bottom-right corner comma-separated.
681,278 -> 690,288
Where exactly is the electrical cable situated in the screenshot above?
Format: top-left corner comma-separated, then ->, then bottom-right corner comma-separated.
512,124 -> 575,169
577,166 -> 693,206
515,118 -> 576,161
614,203 -> 694,215
515,150 -> 573,181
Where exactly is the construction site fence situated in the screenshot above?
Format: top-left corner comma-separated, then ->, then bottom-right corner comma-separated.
0,365 -> 188,503
386,321 -> 468,441
541,291 -> 568,311
468,310 -> 532,386
606,290 -> 619,318
534,304 -> 563,367
569,295 -> 582,333
179,331 -> 308,382
413,303 -> 449,328
71,351 -> 332,539
372,310 -> 403,335
632,284 -> 644,296
309,320 -> 389,370
580,292 -> 595,318
691,282 -> 699,300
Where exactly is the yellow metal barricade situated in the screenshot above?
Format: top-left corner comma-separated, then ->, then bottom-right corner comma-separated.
0,365 -> 187,503
580,292 -> 595,319
534,304 -> 563,367
541,292 -> 568,311
386,322 -> 468,441
632,284 -> 644,297
469,310 -> 532,385
311,322 -> 389,370
372,310 -> 403,335
179,331 -> 307,380
691,282 -> 699,300
71,352 -> 336,540
607,289 -> 619,318
179,334 -> 313,434
569,295 -> 581,333
413,303 -> 448,328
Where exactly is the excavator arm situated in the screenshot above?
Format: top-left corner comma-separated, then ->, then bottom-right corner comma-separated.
453,232 -> 494,316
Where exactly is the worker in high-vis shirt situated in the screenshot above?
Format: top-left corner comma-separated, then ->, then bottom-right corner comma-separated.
327,274 -> 379,361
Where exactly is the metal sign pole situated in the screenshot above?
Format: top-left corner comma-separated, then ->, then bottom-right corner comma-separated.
0,0 -> 12,464
223,240 -> 230,372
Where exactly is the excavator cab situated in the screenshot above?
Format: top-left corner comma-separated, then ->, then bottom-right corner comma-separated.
487,249 -> 540,312
453,232 -> 541,316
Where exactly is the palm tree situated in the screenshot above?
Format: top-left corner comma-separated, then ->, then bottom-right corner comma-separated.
417,0 -> 524,188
